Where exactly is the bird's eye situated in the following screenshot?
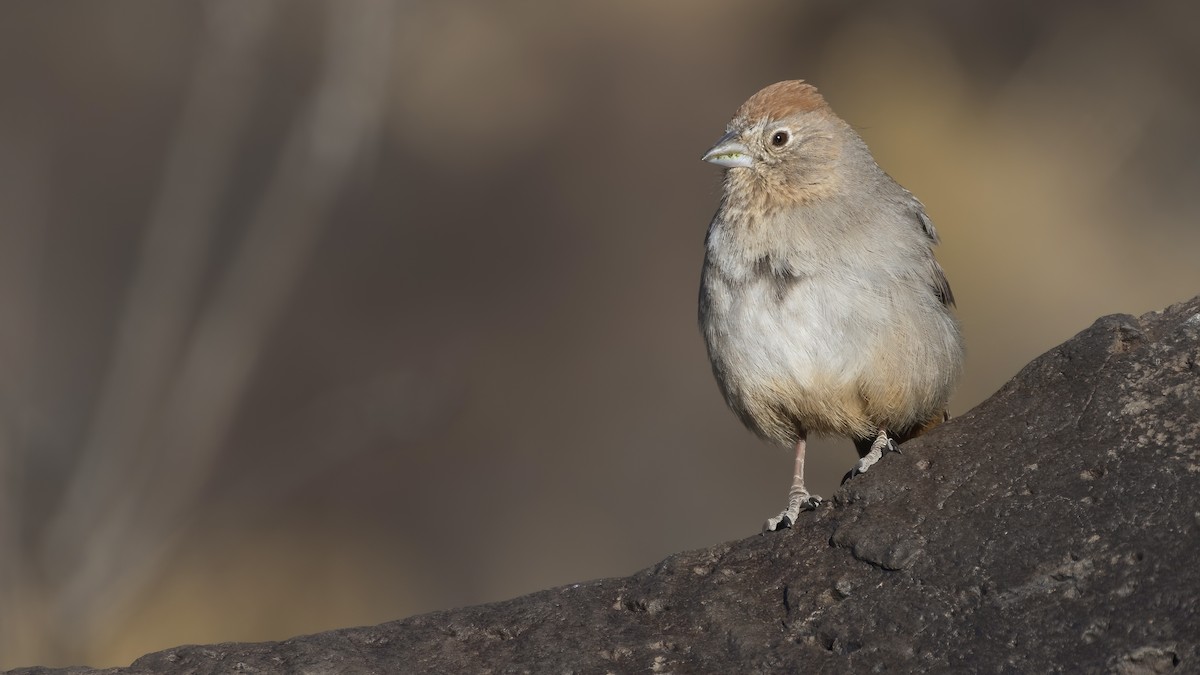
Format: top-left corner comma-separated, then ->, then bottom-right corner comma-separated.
770,130 -> 790,147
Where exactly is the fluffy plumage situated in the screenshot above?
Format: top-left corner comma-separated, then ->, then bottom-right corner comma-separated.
699,80 -> 964,530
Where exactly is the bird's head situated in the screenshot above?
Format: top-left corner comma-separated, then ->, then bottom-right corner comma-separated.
702,80 -> 849,204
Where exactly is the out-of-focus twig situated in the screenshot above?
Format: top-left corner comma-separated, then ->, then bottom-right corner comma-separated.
40,0 -> 395,655
0,122 -> 52,663
119,0 -> 395,567
41,0 -> 274,589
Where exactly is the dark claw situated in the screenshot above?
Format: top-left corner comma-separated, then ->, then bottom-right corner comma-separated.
779,515 -> 793,529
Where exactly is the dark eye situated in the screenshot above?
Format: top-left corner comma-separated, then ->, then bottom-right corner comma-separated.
770,130 -> 790,147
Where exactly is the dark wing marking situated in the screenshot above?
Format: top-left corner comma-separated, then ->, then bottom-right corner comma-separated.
912,199 -> 939,244
929,257 -> 955,308
907,196 -> 954,307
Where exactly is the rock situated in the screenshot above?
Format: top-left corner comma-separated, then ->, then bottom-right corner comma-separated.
9,296 -> 1200,674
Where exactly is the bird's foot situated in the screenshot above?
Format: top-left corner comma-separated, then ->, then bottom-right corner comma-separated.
763,493 -> 823,532
848,430 -> 898,479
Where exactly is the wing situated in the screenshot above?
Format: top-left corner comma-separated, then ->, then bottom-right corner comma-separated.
907,196 -> 955,308
928,256 -> 955,308
912,198 -> 939,244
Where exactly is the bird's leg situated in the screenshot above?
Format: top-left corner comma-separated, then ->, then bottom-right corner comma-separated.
852,427 -> 898,477
764,433 -> 822,532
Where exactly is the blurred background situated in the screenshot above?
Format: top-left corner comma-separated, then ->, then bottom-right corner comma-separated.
1,0 -> 1198,668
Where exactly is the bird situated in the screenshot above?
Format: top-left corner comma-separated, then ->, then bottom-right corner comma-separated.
698,80 -> 964,532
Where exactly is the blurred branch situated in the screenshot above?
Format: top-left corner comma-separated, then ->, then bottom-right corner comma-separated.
39,0 -> 395,654
42,0 -> 275,584
0,121 -> 52,661
130,0 -> 395,549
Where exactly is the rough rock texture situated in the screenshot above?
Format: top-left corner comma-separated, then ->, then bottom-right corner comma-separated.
11,296 -> 1200,674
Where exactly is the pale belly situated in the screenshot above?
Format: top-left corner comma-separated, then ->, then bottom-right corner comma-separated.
701,272 -> 959,444
715,280 -> 862,389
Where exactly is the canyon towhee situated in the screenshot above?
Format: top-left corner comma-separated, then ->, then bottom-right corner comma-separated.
699,80 -> 964,531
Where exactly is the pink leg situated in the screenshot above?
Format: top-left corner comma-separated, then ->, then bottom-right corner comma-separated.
764,432 -> 823,531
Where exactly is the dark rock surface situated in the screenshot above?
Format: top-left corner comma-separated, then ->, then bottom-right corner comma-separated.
11,296 -> 1200,674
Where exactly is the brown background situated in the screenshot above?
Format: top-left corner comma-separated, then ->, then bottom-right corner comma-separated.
2,0 -> 1198,668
